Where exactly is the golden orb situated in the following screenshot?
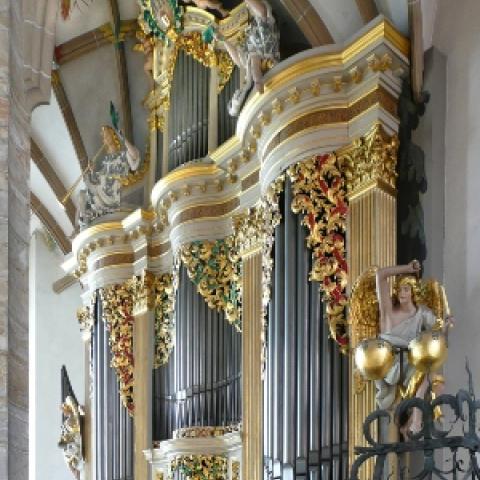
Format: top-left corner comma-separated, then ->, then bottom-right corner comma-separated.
354,338 -> 395,380
408,331 -> 448,373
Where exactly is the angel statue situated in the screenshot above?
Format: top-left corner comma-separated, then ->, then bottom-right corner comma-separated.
58,396 -> 84,479
76,124 -> 141,229
351,261 -> 455,438
213,0 -> 280,116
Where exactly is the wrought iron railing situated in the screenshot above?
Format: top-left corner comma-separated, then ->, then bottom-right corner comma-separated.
350,363 -> 480,479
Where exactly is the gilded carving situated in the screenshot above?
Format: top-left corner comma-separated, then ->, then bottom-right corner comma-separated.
287,154 -> 349,350
173,424 -> 241,439
100,283 -> 135,414
58,396 -> 85,479
231,460 -> 240,480
169,455 -> 228,480
180,238 -> 241,331
153,273 -> 175,368
76,292 -> 97,338
233,176 -> 284,363
341,124 -> 399,197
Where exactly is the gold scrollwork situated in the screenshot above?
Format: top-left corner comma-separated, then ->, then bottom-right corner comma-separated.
180,238 -> 241,331
231,460 -> 240,480
169,455 -> 228,480
100,283 -> 135,414
341,124 -> 399,198
288,154 -> 349,350
173,424 -> 241,439
153,273 -> 175,368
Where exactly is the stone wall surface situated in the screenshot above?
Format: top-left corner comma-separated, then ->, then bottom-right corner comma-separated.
433,0 -> 480,392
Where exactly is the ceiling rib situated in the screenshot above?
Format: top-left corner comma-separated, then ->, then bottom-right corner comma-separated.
281,0 -> 334,46
51,70 -> 89,171
31,193 -> 72,254
31,139 -> 76,226
354,0 -> 379,23
54,20 -> 137,65
108,0 -> 134,141
53,274 -> 77,294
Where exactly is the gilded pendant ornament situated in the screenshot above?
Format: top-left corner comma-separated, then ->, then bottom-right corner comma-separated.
287,154 -> 349,349
169,455 -> 228,480
76,292 -> 97,339
100,284 -> 135,414
180,238 -> 241,331
233,175 -> 284,363
153,273 -> 175,368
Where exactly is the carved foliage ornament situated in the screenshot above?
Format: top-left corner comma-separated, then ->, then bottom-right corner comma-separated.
288,154 -> 349,349
233,176 -> 284,364
100,283 -> 135,414
76,291 -> 97,338
341,124 -> 399,196
100,271 -> 176,413
169,455 -> 228,480
58,396 -> 84,479
180,238 -> 241,331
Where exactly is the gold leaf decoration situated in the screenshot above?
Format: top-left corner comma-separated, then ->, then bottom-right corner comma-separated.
287,154 -> 349,350
76,292 -> 97,338
170,455 -> 228,480
153,273 -> 175,368
180,238 -> 241,331
100,283 -> 135,414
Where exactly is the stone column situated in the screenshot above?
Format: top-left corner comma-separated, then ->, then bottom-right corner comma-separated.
132,274 -> 155,480
340,125 -> 399,479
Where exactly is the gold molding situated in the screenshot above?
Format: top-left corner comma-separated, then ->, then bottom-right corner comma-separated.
173,198 -> 240,227
264,86 -> 397,158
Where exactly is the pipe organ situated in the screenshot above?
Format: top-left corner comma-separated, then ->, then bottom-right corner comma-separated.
67,13 -> 408,480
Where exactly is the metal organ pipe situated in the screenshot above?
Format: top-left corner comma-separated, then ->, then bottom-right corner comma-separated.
153,265 -> 242,441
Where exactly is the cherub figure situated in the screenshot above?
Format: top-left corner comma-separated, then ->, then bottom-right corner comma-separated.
76,126 -> 141,228
375,261 -> 454,437
184,0 -> 229,18
214,0 -> 280,116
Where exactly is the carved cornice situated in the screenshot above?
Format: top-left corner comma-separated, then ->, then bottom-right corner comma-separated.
180,238 -> 241,331
287,154 -> 349,350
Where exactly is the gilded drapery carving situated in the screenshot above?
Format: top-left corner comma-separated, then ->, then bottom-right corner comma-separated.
180,238 -> 241,331
287,154 -> 349,349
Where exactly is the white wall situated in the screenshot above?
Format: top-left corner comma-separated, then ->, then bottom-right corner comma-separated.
29,230 -> 85,480
432,0 -> 480,393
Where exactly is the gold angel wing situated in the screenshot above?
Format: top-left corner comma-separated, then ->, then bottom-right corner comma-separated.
349,266 -> 380,347
417,278 -> 448,323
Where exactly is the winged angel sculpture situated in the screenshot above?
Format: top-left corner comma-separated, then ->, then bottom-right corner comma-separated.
350,261 -> 455,438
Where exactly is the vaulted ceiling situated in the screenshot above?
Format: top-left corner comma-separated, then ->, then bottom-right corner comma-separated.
30,0 -> 412,282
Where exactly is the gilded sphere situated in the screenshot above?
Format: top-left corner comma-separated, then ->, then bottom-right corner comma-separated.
354,338 -> 395,380
408,331 -> 448,372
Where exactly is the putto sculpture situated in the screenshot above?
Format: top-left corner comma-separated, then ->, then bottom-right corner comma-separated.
214,0 -> 280,116
351,261 -> 454,438
77,125 -> 141,228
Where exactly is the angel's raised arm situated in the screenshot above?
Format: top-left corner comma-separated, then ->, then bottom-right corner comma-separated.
375,262 -> 420,332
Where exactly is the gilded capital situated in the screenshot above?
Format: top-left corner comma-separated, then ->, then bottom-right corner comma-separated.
341,124 -> 399,199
